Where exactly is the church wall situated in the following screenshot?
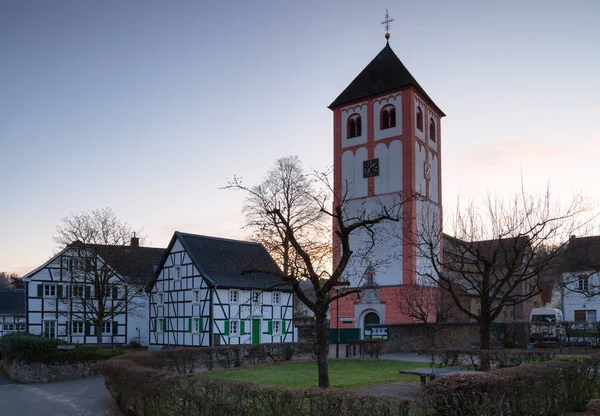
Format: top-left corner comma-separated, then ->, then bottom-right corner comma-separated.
374,93 -> 402,141
341,103 -> 368,148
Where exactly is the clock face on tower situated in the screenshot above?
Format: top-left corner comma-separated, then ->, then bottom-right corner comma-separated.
363,158 -> 380,178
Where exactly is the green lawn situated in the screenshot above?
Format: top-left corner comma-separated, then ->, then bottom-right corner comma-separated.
203,359 -> 423,388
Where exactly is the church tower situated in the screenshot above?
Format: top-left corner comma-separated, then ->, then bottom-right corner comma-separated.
330,24 -> 445,336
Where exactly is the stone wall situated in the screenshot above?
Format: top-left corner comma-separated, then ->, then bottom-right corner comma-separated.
2,359 -> 104,383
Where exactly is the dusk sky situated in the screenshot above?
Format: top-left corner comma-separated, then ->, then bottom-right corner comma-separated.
1,0 -> 599,275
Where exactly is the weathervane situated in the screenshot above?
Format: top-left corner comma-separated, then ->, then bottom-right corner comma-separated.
381,9 -> 394,40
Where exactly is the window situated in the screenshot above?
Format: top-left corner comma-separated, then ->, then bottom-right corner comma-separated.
43,320 -> 56,338
578,276 -> 590,291
230,289 -> 239,304
72,285 -> 85,298
157,293 -> 164,304
347,114 -> 362,138
272,292 -> 280,305
429,118 -> 436,142
416,107 -> 423,131
252,291 -> 261,304
72,321 -> 85,335
575,310 -> 597,322
174,266 -> 181,279
3,323 -> 14,331
273,320 -> 281,335
44,284 -> 57,298
193,290 -> 200,303
102,321 -> 112,334
230,320 -> 239,336
381,105 -> 396,130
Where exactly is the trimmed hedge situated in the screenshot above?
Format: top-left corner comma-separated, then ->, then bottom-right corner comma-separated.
425,348 -> 557,370
420,356 -> 600,416
104,342 -> 410,416
0,333 -> 127,363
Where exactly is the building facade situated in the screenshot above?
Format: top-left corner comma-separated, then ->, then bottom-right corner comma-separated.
0,290 -> 26,339
329,36 -> 445,337
21,238 -> 165,346
147,232 -> 294,348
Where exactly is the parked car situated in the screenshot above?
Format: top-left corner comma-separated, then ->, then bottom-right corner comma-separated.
530,308 -> 565,342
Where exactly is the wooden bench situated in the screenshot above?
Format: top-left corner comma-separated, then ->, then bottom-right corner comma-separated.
399,366 -> 485,386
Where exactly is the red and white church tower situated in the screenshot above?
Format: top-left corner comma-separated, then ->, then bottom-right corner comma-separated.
329,27 -> 445,337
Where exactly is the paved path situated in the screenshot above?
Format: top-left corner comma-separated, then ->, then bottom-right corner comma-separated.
0,376 -> 121,416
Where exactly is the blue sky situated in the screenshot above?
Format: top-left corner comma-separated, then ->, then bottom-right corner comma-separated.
1,0 -> 599,275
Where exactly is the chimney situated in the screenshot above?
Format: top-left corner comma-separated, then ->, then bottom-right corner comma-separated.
570,235 -> 577,240
130,236 -> 140,248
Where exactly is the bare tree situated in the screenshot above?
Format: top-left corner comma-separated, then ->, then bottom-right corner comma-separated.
55,208 -> 146,347
225,156 -> 410,388
413,188 -> 594,370
0,272 -> 14,291
395,284 -> 454,349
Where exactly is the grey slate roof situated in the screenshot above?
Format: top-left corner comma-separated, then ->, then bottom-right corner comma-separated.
169,232 -> 291,291
0,291 -> 25,316
68,241 -> 167,286
329,41 -> 445,116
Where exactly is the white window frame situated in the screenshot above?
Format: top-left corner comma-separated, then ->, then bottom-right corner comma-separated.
272,292 -> 280,305
252,291 -> 261,304
72,321 -> 85,335
44,284 -> 57,298
230,319 -> 239,336
174,266 -> 181,280
193,289 -> 200,304
102,321 -> 112,334
16,322 -> 25,331
273,320 -> 281,335
578,276 -> 590,291
229,289 -> 239,304
157,293 -> 164,305
3,323 -> 14,331
72,285 -> 85,298
43,320 -> 57,339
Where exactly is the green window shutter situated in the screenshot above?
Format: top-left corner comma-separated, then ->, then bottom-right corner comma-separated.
224,320 -> 230,336
162,318 -> 167,332
85,286 -> 91,298
282,321 -> 286,334
57,285 -> 63,298
66,321 -> 71,335
267,320 -> 273,335
151,319 -> 157,333
85,321 -> 91,335
188,318 -> 192,333
240,320 -> 245,335
37,284 -> 43,297
112,286 -> 118,299
112,321 -> 118,335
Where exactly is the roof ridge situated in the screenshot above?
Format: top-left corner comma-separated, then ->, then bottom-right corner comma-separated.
175,231 -> 262,247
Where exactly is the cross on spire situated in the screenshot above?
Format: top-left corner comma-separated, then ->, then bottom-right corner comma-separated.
381,9 -> 394,40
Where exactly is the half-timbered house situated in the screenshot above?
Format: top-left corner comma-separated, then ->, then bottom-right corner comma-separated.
147,232 -> 294,348
0,290 -> 26,339
21,238 -> 165,346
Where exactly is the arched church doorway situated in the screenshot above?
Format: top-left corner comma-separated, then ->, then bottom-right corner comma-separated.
363,312 -> 380,339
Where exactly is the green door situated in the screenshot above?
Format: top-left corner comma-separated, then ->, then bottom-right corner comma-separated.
252,319 -> 261,344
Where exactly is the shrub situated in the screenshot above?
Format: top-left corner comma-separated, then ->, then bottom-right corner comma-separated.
104,342 -> 410,416
420,356 -> 600,416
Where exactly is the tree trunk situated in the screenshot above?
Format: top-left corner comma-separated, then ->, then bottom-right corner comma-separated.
479,319 -> 491,371
96,323 -> 103,348
314,313 -> 330,388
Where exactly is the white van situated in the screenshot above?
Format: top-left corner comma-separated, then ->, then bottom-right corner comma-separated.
530,308 -> 565,342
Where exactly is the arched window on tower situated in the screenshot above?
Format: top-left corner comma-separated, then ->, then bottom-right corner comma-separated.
381,105 -> 396,130
347,114 -> 362,139
416,107 -> 423,132
429,118 -> 436,142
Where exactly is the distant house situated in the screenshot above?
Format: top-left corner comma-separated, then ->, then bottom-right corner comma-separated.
0,290 -> 26,338
147,232 -> 294,348
21,238 -> 165,346
560,235 -> 600,322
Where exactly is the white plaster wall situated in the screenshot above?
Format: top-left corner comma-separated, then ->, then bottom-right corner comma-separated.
374,139 -> 403,195
127,294 -> 149,346
341,103 -> 368,148
342,147 -> 368,199
415,200 -> 441,285
415,142 -> 426,196
343,196 -> 403,287
341,150 -> 355,199
429,151 -> 439,203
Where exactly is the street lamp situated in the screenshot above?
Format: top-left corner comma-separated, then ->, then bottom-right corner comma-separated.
334,281 -> 350,359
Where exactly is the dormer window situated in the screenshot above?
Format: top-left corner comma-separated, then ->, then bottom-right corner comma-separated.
381,105 -> 396,130
347,114 -> 362,138
416,107 -> 423,132
429,118 -> 436,142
